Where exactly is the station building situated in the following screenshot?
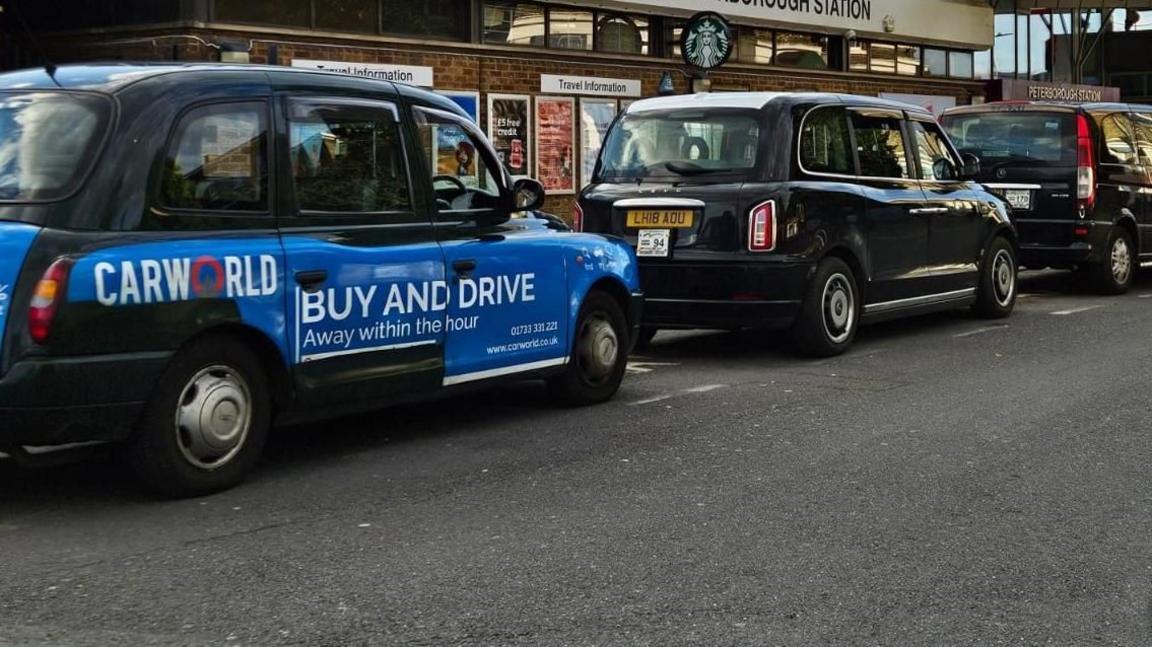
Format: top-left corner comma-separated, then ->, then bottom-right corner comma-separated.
2,1 -> 1144,215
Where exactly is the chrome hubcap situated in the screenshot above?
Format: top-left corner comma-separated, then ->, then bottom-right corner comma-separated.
992,249 -> 1016,307
578,314 -> 619,384
822,273 -> 855,344
174,365 -> 252,470
1111,236 -> 1132,285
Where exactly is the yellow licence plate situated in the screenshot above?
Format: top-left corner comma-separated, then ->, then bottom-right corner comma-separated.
626,210 -> 695,228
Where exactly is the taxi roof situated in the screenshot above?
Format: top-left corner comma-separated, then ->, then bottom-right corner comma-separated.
0,62 -> 389,93
625,91 -> 933,118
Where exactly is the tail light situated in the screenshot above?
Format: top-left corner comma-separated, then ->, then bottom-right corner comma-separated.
28,258 -> 73,344
572,200 -> 584,232
748,200 -> 777,252
1076,114 -> 1096,210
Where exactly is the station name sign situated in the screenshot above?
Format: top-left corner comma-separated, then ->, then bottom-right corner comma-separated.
291,59 -> 435,87
540,74 -> 641,98
992,79 -> 1121,104
600,0 -> 993,48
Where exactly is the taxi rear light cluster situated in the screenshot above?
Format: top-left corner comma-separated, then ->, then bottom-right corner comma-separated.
1076,113 -> 1096,210
28,258 -> 73,344
747,200 -> 777,252
572,200 -> 584,232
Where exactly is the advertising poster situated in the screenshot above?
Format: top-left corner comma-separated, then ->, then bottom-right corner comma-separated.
487,94 -> 532,177
579,98 -> 618,190
437,90 -> 480,123
535,96 -> 576,195
433,124 -> 479,188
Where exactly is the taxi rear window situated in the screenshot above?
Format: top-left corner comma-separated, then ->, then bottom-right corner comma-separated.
942,111 -> 1075,166
0,92 -> 110,202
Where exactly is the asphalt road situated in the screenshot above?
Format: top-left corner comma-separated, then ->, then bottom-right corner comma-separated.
3,270 -> 1152,646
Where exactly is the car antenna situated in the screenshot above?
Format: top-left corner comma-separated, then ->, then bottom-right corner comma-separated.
3,0 -> 62,87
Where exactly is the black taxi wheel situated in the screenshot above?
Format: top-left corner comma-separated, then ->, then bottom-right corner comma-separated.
1090,227 -> 1135,295
123,336 -> 271,498
548,291 -> 629,407
973,235 -> 1018,319
791,257 -> 859,358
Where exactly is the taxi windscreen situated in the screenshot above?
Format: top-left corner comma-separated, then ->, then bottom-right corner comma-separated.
0,92 -> 110,203
943,111 -> 1076,166
597,110 -> 761,182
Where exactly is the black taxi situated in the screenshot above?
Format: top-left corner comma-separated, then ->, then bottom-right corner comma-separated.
0,64 -> 642,497
579,92 -> 1017,356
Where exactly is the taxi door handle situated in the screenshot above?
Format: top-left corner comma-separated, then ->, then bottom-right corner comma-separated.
453,259 -> 477,278
909,207 -> 949,215
295,270 -> 328,293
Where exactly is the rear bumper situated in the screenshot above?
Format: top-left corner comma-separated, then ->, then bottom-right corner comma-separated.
0,351 -> 172,447
1015,218 -> 1111,267
639,260 -> 813,330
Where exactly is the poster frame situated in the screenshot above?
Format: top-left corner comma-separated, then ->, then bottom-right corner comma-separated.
486,93 -> 533,178
578,97 -> 620,191
534,95 -> 577,196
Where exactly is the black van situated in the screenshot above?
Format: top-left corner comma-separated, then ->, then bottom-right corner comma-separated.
579,93 -> 1017,356
942,102 -> 1152,294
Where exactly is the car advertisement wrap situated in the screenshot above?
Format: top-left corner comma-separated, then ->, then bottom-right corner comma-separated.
0,222 -> 43,369
67,237 -> 290,362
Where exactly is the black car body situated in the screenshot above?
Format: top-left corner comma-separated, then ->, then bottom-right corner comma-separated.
942,101 -> 1152,294
579,92 -> 1017,355
0,64 -> 642,497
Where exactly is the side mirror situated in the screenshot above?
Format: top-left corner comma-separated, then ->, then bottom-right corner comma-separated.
512,177 -> 546,212
959,152 -> 980,181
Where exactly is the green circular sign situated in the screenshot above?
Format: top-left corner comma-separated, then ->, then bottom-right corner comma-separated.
681,12 -> 732,71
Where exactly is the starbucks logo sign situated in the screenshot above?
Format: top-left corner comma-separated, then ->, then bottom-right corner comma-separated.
681,12 -> 732,71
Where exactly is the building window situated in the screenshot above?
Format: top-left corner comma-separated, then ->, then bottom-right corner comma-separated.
316,0 -> 378,34
896,45 -> 920,76
974,50 -> 992,80
483,2 -> 545,46
596,13 -> 648,55
870,43 -> 896,74
548,9 -> 593,50
775,32 -> 829,69
383,0 -> 469,40
949,51 -> 975,79
924,49 -> 947,77
214,0 -> 311,27
665,22 -> 684,59
737,28 -> 773,64
849,41 -> 869,71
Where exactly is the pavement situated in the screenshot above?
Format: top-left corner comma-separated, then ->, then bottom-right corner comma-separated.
2,270 -> 1152,646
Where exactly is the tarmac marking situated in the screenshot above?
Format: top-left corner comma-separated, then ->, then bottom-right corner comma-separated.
954,325 -> 1008,338
629,384 -> 728,406
1050,305 -> 1106,316
1138,293 -> 1152,299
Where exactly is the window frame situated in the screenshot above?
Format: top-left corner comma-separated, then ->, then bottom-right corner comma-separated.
281,96 -> 420,223
907,117 -> 965,183
153,98 -> 273,218
412,105 -> 512,219
847,108 -> 917,181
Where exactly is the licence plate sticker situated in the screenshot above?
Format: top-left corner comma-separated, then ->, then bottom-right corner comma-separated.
626,209 -> 694,228
636,229 -> 671,258
1003,189 -> 1032,211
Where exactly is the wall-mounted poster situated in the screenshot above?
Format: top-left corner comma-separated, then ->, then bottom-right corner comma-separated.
535,96 -> 576,195
580,98 -> 618,190
437,90 -> 480,123
487,94 -> 532,177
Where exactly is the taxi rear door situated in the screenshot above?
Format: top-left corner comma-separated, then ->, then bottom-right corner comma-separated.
277,96 -> 447,406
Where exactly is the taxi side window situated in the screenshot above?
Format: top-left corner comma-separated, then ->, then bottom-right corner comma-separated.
909,121 -> 962,181
1095,113 -> 1138,166
412,107 -> 503,213
160,102 -> 268,212
799,107 -> 852,175
851,112 -> 911,179
1132,113 -> 1152,167
288,99 -> 412,214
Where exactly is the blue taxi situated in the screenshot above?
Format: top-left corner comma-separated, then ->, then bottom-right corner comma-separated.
0,64 -> 641,497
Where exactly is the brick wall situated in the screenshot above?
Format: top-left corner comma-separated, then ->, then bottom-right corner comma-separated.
40,26 -> 985,222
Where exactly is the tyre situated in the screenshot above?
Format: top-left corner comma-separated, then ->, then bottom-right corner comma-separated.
548,291 -> 629,406
791,257 -> 859,358
123,336 -> 271,498
1089,227 -> 1135,295
973,235 -> 1018,319
633,326 -> 659,350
